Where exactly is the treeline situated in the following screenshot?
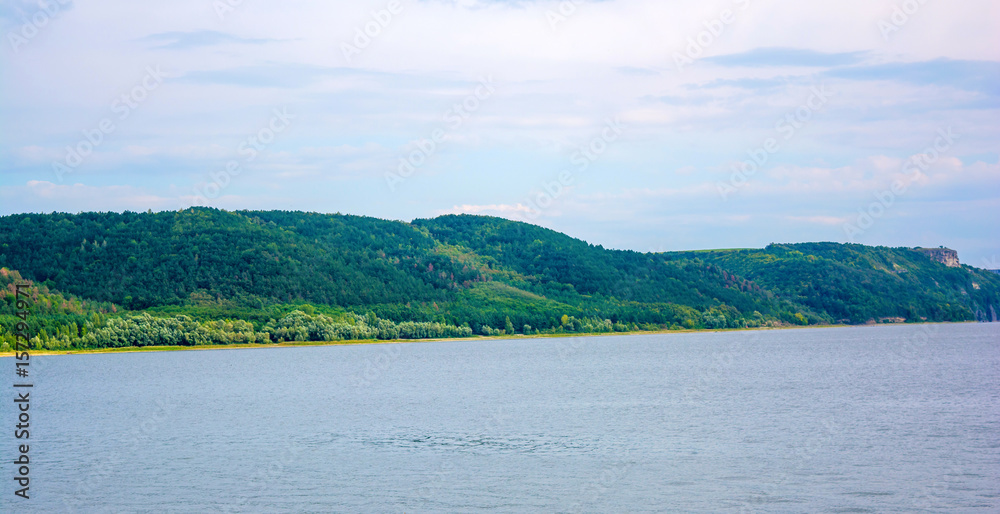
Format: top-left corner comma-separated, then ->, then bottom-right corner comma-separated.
0,209 -> 820,323
1,266 -> 789,352
1,303 -> 790,352
3,309 -> 749,352
0,268 -> 120,351
1,209 -> 997,346
0,209 -> 488,309
1,310 -> 474,351
667,243 -> 1000,324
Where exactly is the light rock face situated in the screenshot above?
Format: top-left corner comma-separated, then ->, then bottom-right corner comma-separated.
914,247 -> 960,268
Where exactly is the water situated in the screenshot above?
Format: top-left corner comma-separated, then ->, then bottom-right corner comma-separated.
3,323 -> 999,513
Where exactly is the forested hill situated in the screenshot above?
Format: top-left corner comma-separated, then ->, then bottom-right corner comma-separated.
664,243 -> 1000,324
413,215 -> 999,324
0,209 -> 998,350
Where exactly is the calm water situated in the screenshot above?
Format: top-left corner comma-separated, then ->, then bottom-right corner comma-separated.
2,323 -> 999,513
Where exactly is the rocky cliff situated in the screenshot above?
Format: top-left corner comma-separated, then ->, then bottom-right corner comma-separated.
914,247 -> 960,268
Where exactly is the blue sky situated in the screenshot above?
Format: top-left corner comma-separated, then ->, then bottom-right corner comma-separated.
1,0 -> 998,266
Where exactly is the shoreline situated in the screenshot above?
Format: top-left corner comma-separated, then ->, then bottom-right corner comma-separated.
0,321 -> 979,358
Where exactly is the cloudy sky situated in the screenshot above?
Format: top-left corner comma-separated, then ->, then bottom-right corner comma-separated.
1,0 -> 998,265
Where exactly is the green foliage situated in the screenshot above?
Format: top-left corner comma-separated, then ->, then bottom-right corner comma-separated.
0,268 -> 117,350
1,210 -> 998,351
669,243 -> 1000,324
0,209 -> 486,309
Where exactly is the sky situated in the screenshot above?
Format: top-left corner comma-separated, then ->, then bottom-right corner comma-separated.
1,0 -> 998,266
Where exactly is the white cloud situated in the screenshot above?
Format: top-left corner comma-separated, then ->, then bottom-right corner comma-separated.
4,181 -> 172,211
1,0 -> 998,262
440,203 -> 534,216
784,215 -> 849,226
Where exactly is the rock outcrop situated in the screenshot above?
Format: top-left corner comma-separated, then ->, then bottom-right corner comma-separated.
914,247 -> 960,268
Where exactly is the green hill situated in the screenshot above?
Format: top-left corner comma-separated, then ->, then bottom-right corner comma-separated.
665,243 -> 1000,324
0,209 -> 996,350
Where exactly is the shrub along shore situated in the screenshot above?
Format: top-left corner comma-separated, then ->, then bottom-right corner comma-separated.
5,321 -> 933,358
2,210 -> 997,354
2,307 -> 790,354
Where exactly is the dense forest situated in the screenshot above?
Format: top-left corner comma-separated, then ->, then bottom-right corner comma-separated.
1,209 -> 997,351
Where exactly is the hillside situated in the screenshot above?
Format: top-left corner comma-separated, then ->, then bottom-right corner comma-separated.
0,209 -> 997,350
665,243 -> 1000,324
0,268 -> 120,350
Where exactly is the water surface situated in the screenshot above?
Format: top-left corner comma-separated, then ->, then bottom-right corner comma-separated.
2,323 -> 998,512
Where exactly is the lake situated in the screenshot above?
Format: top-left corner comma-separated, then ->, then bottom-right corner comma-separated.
2,323 -> 998,512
